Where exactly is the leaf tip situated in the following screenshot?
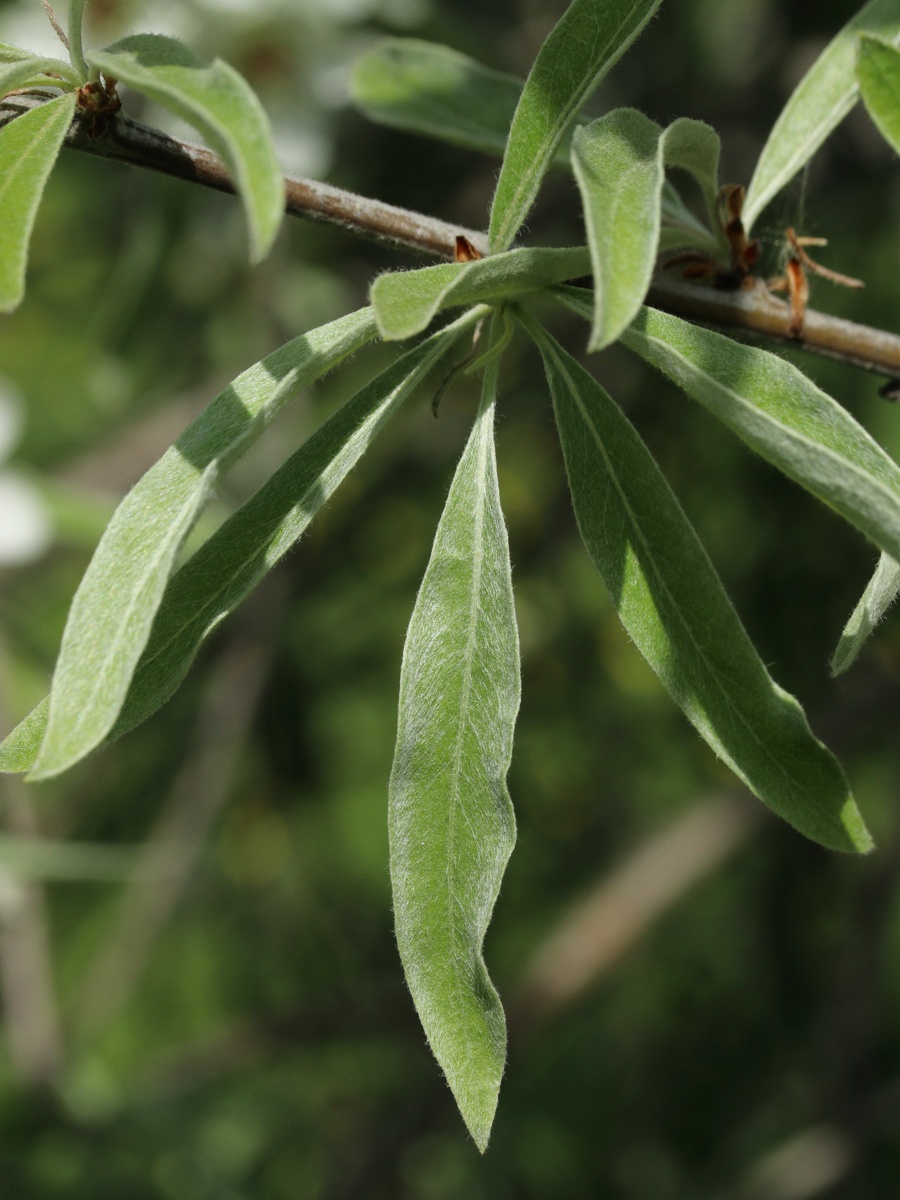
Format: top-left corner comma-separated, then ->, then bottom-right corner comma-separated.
845,808 -> 875,856
828,644 -> 853,678
0,293 -> 23,316
451,1072 -> 501,1154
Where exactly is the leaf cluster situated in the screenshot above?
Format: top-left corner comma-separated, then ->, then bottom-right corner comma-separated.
3,0 -> 900,1150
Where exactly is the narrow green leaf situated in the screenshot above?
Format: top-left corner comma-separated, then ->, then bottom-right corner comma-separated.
858,33 -> 900,153
67,0 -> 88,79
372,245 -> 590,342
743,0 -> 900,232
0,44 -> 34,64
831,552 -> 900,674
1,311 -> 480,775
488,0 -> 663,252
87,34 -> 284,261
389,318 -> 519,1151
614,304 -> 900,564
0,54 -> 80,89
350,37 -> 654,172
351,38 -> 522,157
28,308 -> 378,781
524,314 -> 871,853
0,93 -> 75,314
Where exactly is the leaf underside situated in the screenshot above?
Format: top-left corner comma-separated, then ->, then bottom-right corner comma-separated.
371,245 -> 590,342
389,318 -> 519,1152
571,110 -> 722,350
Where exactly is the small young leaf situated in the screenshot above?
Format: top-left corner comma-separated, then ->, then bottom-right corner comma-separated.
0,93 -> 75,314
572,110 -> 663,351
831,552 -> 900,675
0,54 -> 80,90
67,0 -> 88,80
661,117 -> 722,233
389,318 -> 519,1151
614,304 -> 900,564
659,179 -> 721,254
0,44 -> 34,64
858,33 -> 900,154
488,0 -> 663,252
351,38 -> 523,156
524,315 -> 871,854
28,308 -> 378,781
372,245 -> 590,341
571,111 -> 722,350
87,34 -> 284,262
743,0 -> 900,232
0,312 -> 480,775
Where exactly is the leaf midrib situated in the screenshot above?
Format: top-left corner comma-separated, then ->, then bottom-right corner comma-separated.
443,409 -> 490,975
0,100 -> 67,209
493,7 -> 635,249
635,330 -> 900,535
547,340 -> 810,803
52,464 -> 218,756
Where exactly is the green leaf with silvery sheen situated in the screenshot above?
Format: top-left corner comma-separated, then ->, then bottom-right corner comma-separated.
572,110 -> 722,349
67,1 -> 89,79
389,321 -> 519,1151
525,316 -> 871,854
0,313 -> 478,776
351,39 -> 524,157
743,0 -> 900,231
489,0 -> 663,252
350,37 -> 715,254
831,552 -> 900,675
613,304 -> 900,564
858,33 -> 900,154
0,54 -> 80,89
0,92 -> 75,313
0,43 -> 34,64
27,308 -> 378,780
87,34 -> 284,262
372,245 -> 590,341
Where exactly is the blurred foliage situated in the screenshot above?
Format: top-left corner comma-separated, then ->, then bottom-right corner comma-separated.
0,0 -> 899,1195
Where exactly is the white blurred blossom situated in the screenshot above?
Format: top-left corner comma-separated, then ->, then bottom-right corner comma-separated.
0,381 -> 51,567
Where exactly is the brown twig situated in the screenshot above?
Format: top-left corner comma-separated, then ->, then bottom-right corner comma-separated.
510,794 -> 760,1039
4,94 -> 900,376
0,93 -> 487,260
647,275 -> 900,377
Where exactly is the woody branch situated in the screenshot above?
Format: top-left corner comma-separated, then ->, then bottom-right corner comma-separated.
4,93 -> 900,380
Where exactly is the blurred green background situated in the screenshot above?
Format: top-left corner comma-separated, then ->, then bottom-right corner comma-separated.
1,0 -> 900,1196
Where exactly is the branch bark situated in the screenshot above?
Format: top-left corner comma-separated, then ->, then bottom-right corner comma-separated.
5,94 -> 900,379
